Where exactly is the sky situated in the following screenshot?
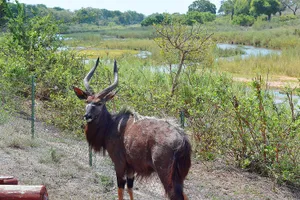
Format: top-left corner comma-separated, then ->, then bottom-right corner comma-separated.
16,0 -> 221,16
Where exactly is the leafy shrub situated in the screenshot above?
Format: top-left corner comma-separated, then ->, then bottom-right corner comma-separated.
279,14 -> 298,22
185,11 -> 216,25
141,13 -> 165,26
0,1 -> 86,132
232,14 -> 255,26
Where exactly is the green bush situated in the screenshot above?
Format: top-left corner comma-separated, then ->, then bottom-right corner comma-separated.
232,14 -> 255,26
185,11 -> 216,25
0,1 -> 86,132
279,14 -> 298,22
141,13 -> 165,26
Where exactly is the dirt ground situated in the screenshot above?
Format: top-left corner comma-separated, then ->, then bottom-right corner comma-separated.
233,76 -> 299,89
0,116 -> 299,200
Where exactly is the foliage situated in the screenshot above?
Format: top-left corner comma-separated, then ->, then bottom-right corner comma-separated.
250,0 -> 281,21
215,46 -> 245,57
279,14 -> 298,21
185,11 -> 216,25
0,0 -> 8,27
212,19 -> 300,49
189,74 -> 300,185
0,1 -> 86,132
188,0 -> 217,14
4,1 -> 144,27
141,12 -> 216,26
217,46 -> 300,77
232,14 -> 255,26
234,0 -> 251,15
220,0 -> 283,23
74,8 -> 144,26
5,3 -> 61,52
78,49 -> 139,59
65,24 -> 154,38
219,0 -> 235,19
141,13 -> 165,26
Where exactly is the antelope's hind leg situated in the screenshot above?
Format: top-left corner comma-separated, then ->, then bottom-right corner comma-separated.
183,193 -> 189,200
126,170 -> 135,200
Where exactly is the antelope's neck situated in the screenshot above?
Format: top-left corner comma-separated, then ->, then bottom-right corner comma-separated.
85,110 -> 113,151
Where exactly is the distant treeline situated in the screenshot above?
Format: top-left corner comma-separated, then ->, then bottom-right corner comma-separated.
1,0 -> 299,30
0,1 -> 145,27
141,12 -> 216,26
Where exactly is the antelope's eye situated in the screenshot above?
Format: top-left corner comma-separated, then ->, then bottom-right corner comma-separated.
92,98 -> 102,105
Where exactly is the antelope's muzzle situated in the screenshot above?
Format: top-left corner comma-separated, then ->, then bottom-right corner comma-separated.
84,114 -> 92,122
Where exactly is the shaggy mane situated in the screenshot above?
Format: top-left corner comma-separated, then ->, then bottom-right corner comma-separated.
117,106 -> 135,116
117,106 -> 182,129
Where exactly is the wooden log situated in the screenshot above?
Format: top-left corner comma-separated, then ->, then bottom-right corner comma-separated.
0,176 -> 18,185
0,185 -> 48,200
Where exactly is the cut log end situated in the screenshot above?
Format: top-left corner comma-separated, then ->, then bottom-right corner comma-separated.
0,176 -> 18,185
0,185 -> 48,200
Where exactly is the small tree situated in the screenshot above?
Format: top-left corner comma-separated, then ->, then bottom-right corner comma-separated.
141,13 -> 165,26
185,11 -> 216,25
154,20 -> 214,96
219,0 -> 235,19
250,0 -> 280,21
0,0 -> 9,27
188,0 -> 217,14
1,1 -> 84,100
5,1 -> 61,52
234,0 -> 251,15
281,0 -> 300,15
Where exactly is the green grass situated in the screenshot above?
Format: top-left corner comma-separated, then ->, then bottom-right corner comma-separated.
77,49 -> 139,59
65,24 -> 154,39
210,15 -> 300,49
215,46 -> 245,57
94,172 -> 114,192
215,47 -> 300,78
0,108 -> 9,125
39,148 -> 64,164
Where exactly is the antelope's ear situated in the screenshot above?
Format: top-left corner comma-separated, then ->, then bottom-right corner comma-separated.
73,86 -> 88,100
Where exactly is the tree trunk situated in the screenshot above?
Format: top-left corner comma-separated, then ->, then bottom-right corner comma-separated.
171,52 -> 185,97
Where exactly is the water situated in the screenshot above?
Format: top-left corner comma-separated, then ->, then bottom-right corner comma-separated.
271,90 -> 300,108
217,43 -> 281,60
137,44 -> 281,60
148,44 -> 282,72
136,51 -> 152,59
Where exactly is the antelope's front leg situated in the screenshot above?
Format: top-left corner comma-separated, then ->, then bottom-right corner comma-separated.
117,176 -> 126,200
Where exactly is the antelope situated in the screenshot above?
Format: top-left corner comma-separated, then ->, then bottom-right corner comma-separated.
73,58 -> 191,200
